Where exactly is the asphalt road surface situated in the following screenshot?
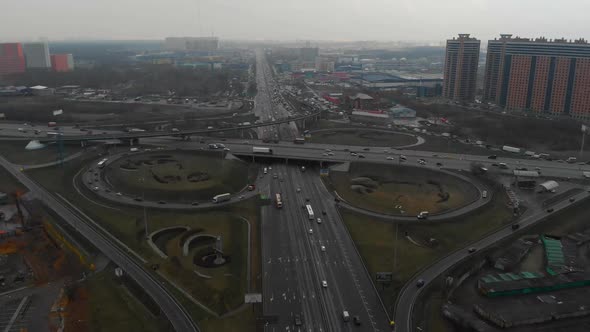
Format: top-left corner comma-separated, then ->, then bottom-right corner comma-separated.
0,156 -> 199,332
141,138 -> 590,180
261,163 -> 390,332
254,49 -> 299,142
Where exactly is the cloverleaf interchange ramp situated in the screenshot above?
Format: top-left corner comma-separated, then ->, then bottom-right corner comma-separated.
0,155 -> 199,332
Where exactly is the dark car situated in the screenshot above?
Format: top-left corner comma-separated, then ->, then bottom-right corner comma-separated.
353,316 -> 361,326
334,197 -> 341,203
511,224 -> 520,230
294,314 -> 302,326
158,200 -> 166,205
191,201 -> 199,206
547,208 -> 554,213
134,197 -> 143,202
468,247 -> 477,253
487,155 -> 497,159
436,162 -> 442,167
363,147 -> 370,151
322,210 -> 327,215
416,279 -> 425,287
569,197 -> 576,202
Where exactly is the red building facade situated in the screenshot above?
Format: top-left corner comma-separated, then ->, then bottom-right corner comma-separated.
0,43 -> 26,76
484,35 -> 590,120
50,54 -> 73,72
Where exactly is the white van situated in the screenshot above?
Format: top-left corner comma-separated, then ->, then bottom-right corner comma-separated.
342,311 -> 350,322
263,167 -> 268,174
482,190 -> 488,198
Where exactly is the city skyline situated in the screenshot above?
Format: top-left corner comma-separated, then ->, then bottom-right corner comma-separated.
2,0 -> 590,42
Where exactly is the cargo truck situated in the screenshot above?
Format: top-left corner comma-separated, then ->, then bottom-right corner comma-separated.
252,147 -> 273,155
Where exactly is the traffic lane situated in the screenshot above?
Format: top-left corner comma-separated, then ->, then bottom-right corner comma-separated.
281,165 -> 342,331
0,157 -> 198,332
394,191 -> 590,332
281,167 -> 337,331
264,167 -> 322,331
298,171 -> 372,332
305,173 -> 390,331
261,202 -> 304,329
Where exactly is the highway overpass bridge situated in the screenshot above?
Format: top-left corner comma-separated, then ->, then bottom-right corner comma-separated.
11,111 -> 322,144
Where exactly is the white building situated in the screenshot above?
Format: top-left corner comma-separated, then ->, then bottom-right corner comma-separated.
23,42 -> 51,69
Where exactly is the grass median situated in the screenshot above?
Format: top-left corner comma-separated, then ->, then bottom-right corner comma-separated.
26,150 -> 261,327
340,184 -> 514,314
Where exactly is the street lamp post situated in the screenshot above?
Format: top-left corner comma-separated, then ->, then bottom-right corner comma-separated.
139,176 -> 148,239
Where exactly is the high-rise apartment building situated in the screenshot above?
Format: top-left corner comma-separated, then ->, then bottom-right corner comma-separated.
442,34 -> 481,101
50,54 -> 74,72
0,43 -> 26,76
483,34 -> 590,120
300,47 -> 319,62
23,42 -> 51,69
164,37 -> 219,52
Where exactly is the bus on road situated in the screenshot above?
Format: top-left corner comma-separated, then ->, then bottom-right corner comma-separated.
275,193 -> 283,208
305,204 -> 314,220
212,193 -> 231,203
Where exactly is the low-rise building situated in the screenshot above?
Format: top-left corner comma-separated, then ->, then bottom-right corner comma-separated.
350,110 -> 390,124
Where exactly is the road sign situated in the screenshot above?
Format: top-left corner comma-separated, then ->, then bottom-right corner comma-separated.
320,168 -> 329,177
376,272 -> 393,283
245,293 -> 262,303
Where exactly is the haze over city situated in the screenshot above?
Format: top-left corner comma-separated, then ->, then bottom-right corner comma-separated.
2,0 -> 590,41
4,1 -> 590,332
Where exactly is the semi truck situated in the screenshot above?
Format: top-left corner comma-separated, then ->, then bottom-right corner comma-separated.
502,145 -> 521,153
212,193 -> 231,203
253,147 -> 273,155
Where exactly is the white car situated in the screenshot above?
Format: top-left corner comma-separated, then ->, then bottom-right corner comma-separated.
386,156 -> 394,160
308,229 -> 313,234
317,218 -> 322,224
322,280 -> 328,288
321,245 -> 326,252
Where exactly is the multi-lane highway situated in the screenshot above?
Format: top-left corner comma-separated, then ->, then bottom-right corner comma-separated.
254,50 -> 299,142
0,156 -> 199,332
261,163 -> 390,331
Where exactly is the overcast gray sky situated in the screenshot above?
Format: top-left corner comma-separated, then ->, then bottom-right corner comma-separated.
2,0 -> 590,42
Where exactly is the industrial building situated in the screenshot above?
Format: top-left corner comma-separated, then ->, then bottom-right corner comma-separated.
23,42 -> 51,69
483,34 -> 590,120
164,37 -> 219,52
352,72 -> 442,90
0,43 -> 26,76
479,271 -> 590,297
443,34 -> 481,102
50,54 -> 74,72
